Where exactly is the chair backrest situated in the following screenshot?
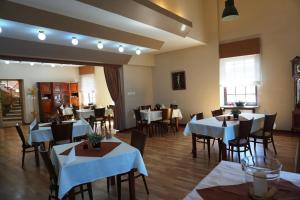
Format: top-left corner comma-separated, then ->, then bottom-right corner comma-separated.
134,109 -> 142,121
211,109 -> 223,117
170,104 -> 178,109
131,129 -> 147,157
15,123 -> 26,146
161,108 -> 172,121
238,118 -> 254,139
140,105 -> 151,110
51,123 -> 73,144
89,115 -> 96,130
155,104 -> 161,110
190,112 -> 204,120
263,113 -> 277,132
39,147 -> 58,184
57,107 -> 63,116
94,108 -> 105,118
107,105 -> 115,109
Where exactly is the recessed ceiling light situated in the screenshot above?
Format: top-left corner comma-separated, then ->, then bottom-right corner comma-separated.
136,48 -> 141,55
97,41 -> 103,49
30,62 -> 34,66
71,37 -> 78,46
5,60 -> 10,64
180,24 -> 186,32
118,45 -> 124,53
38,31 -> 46,41
0,27 -> 2,34
51,64 -> 55,68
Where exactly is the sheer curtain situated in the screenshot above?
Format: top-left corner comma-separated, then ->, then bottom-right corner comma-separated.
220,54 -> 261,87
80,74 -> 96,105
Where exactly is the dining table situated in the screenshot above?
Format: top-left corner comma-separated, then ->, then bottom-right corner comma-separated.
76,108 -> 114,119
27,119 -> 93,145
183,113 -> 265,160
184,160 -> 300,200
50,137 -> 148,199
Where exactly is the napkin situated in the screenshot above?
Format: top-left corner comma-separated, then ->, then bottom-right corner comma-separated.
63,147 -> 76,165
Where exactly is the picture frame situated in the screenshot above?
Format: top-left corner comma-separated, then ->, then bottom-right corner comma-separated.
172,71 -> 186,90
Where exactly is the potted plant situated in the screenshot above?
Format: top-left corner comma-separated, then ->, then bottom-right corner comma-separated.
88,133 -> 104,149
231,107 -> 241,120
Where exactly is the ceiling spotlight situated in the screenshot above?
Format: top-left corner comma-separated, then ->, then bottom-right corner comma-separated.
71,37 -> 78,46
38,31 -> 46,41
222,0 -> 239,21
0,27 -> 2,34
118,45 -> 124,53
136,48 -> 141,55
51,64 -> 55,68
4,60 -> 10,64
180,24 -> 186,32
30,62 -> 34,66
97,41 -> 103,49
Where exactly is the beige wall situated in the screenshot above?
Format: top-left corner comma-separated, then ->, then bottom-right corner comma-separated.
0,63 -> 79,123
153,0 -> 219,123
218,0 -> 300,130
123,65 -> 154,128
94,67 -> 114,107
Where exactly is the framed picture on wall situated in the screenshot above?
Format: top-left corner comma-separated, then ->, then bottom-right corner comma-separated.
172,71 -> 186,90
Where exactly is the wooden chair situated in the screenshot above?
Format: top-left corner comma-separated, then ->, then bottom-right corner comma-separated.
72,106 -> 79,120
89,115 -> 96,130
190,113 -> 213,160
154,104 -> 161,110
211,108 -> 223,117
115,130 -> 149,199
39,147 -> 93,200
250,113 -> 277,156
133,109 -> 145,131
140,105 -> 151,110
228,119 -> 254,163
15,123 -> 40,168
159,108 -> 176,135
94,108 -> 106,127
50,123 -> 73,146
170,104 -> 178,109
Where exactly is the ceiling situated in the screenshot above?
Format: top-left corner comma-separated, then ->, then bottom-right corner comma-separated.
0,0 -> 204,64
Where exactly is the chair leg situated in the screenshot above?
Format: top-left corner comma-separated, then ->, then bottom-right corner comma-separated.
87,183 -> 93,200
106,178 -> 110,192
207,138 -> 211,161
230,145 -> 233,162
271,136 -> 277,155
237,147 -> 241,163
254,138 -> 257,150
22,148 -> 25,168
142,175 -> 149,194
34,144 -> 40,167
263,139 -> 267,157
80,185 -> 84,200
212,138 -> 215,146
248,142 -> 253,157
117,175 -> 121,200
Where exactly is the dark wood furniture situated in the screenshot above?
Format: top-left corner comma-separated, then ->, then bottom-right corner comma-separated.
190,113 -> 213,160
39,147 -> 93,200
159,108 -> 176,135
50,123 -> 73,146
37,82 -> 79,122
221,105 -> 259,113
250,113 -> 277,156
170,104 -> 178,109
228,119 -> 253,163
211,109 -> 223,117
115,130 -> 149,200
140,105 -> 151,110
292,56 -> 300,132
15,123 -> 40,168
94,108 -> 106,127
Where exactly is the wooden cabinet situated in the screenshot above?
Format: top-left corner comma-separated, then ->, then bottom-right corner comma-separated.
38,82 -> 79,122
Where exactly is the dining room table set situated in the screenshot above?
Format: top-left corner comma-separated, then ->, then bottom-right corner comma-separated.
76,108 -> 114,119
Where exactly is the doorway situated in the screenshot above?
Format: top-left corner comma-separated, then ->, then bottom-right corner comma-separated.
0,79 -> 24,127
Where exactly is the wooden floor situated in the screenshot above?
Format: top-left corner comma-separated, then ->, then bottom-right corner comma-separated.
0,126 -> 299,200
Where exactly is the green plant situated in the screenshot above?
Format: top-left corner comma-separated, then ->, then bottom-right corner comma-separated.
231,107 -> 241,115
88,133 -> 104,145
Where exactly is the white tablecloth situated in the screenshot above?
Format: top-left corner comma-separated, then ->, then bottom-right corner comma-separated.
50,137 -> 148,199
184,160 -> 300,200
62,108 -> 73,116
183,113 -> 264,145
28,119 -> 93,145
76,109 -> 114,119
139,109 -> 183,124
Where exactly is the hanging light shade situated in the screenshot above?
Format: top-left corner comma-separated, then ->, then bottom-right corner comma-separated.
222,0 -> 239,21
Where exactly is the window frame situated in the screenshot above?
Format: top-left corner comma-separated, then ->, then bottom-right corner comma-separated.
223,86 -> 258,106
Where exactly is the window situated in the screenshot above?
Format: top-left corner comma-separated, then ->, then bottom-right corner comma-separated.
220,54 -> 261,105
80,74 -> 96,105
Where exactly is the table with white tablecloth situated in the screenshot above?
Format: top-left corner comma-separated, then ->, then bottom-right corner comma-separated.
50,137 -> 148,199
62,107 -> 73,116
184,160 -> 300,200
76,108 -> 114,119
28,119 -> 93,145
184,113 -> 265,160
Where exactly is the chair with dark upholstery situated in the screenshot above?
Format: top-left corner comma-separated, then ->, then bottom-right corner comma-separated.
170,104 -> 178,109
115,130 -> 149,199
133,109 -> 144,131
211,108 -> 223,117
50,123 -> 73,146
228,118 -> 254,163
250,113 -> 277,156
15,123 -> 40,168
39,147 -> 93,199
94,108 -> 106,127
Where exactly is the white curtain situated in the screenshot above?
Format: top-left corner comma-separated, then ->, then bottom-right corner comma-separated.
80,74 -> 96,105
220,54 -> 261,87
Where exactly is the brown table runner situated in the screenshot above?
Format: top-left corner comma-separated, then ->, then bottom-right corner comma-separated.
60,141 -> 121,157
197,179 -> 300,200
215,115 -> 248,122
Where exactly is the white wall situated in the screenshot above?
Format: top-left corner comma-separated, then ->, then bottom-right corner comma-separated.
123,64 -> 154,128
0,62 -> 79,123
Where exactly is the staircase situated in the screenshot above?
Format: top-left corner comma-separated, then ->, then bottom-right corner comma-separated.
2,98 -> 23,127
